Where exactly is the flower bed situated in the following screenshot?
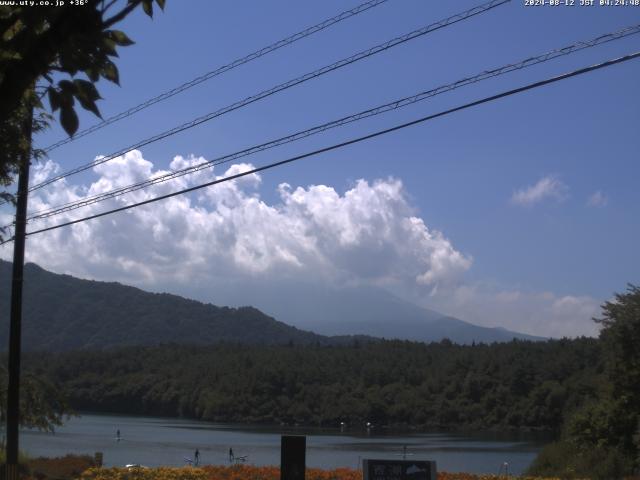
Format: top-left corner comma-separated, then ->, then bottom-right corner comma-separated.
78,465 -> 564,480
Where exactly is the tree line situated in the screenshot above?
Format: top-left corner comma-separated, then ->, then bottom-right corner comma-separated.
23,337 -> 602,431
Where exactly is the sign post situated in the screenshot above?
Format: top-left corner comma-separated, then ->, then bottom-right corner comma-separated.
281,435 -> 306,480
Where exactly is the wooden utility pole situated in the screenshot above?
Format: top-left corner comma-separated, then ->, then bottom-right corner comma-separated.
5,103 -> 33,480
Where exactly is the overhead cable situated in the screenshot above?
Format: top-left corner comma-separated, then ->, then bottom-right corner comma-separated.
1,50 -> 634,244
41,0 -> 391,154
24,23 -> 640,223
28,0 -> 510,193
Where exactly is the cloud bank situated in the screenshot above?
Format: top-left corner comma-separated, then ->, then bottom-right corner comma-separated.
0,151 -> 601,337
427,284 -> 601,338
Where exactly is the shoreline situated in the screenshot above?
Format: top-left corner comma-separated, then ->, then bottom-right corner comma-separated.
70,410 -> 558,437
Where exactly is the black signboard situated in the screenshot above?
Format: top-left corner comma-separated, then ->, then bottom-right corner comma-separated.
281,435 -> 306,480
363,459 -> 437,480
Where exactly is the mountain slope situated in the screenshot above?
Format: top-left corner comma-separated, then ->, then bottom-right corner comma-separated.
187,278 -> 545,343
0,260 -> 543,350
0,261 -> 333,351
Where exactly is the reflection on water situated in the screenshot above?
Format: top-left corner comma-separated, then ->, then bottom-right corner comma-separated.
20,414 -> 552,475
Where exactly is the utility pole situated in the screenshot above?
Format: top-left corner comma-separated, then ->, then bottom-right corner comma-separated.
5,102 -> 33,480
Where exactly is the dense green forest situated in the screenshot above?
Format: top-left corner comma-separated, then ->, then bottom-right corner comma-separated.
25,338 -> 602,431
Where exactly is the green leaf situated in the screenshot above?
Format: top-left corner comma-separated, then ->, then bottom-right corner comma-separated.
58,44 -> 79,74
76,96 -> 102,119
73,79 -> 101,101
59,89 -> 74,108
107,30 -> 134,47
2,18 -> 23,42
60,104 -> 79,137
73,80 -> 102,119
155,0 -> 165,10
0,49 -> 21,61
33,95 -> 44,110
48,88 -> 61,112
142,0 -> 153,17
0,6 -> 14,19
58,79 -> 76,95
86,66 -> 100,82
102,37 -> 119,57
101,59 -> 120,85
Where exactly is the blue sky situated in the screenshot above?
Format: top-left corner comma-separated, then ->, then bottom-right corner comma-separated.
2,0 -> 639,337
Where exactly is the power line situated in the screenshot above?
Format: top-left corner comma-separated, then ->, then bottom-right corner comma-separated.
22,23 -> 640,223
2,50 -> 635,244
41,0 -> 391,154
28,0 -> 510,193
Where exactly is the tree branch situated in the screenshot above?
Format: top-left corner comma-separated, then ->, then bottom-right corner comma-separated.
103,1 -> 141,28
101,0 -> 120,15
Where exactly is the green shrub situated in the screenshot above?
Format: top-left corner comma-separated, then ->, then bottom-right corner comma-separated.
0,453 -> 95,480
527,440 -> 633,479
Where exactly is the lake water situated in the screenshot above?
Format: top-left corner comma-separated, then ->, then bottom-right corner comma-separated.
20,414 -> 551,475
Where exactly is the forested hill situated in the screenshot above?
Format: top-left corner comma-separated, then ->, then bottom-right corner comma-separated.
0,260 -> 539,350
25,338 -> 602,431
0,261 -> 343,350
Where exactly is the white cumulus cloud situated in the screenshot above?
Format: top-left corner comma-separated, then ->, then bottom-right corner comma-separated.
1,150 -> 471,294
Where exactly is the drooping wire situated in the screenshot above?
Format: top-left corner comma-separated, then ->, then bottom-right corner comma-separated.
23,24 -> 640,223
0,50 -> 634,245
41,0 -> 391,154
28,0 -> 511,193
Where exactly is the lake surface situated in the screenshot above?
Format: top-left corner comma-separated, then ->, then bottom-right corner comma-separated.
20,414 -> 551,475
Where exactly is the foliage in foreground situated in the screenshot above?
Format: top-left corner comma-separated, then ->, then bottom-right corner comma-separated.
0,364 -> 73,431
0,0 -> 166,132
0,0 -> 165,232
0,453 -> 95,480
527,440 -> 632,480
27,454 -> 96,480
527,285 -> 640,479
